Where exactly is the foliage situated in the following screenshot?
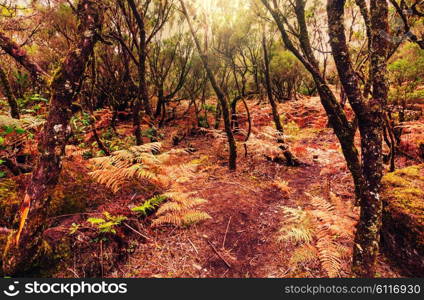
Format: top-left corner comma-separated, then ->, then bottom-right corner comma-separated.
152,191 -> 210,227
388,44 -> 424,107
279,192 -> 355,277
270,48 -> 309,99
131,195 -> 167,216
89,142 -> 211,227
87,212 -> 127,234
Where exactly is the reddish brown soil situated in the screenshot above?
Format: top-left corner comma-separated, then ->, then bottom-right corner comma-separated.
103,95 -> 402,278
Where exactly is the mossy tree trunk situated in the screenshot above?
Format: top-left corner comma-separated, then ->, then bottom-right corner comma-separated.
180,0 -> 237,170
327,0 -> 389,277
0,32 -> 47,84
0,64 -> 19,119
2,0 -> 104,275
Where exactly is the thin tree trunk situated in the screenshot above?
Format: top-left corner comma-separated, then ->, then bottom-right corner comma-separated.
262,34 -> 300,166
126,0 -> 152,145
260,0 -> 365,212
2,0 -> 103,275
180,0 -> 237,170
88,55 -> 110,156
0,64 -> 20,119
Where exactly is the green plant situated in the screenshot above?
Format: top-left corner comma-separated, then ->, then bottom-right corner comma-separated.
198,115 -> 210,128
131,194 -> 168,216
0,159 -> 5,178
87,212 -> 127,234
0,121 -> 28,178
202,103 -> 216,113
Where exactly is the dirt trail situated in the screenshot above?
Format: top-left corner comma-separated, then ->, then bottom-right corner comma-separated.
117,96 -> 399,278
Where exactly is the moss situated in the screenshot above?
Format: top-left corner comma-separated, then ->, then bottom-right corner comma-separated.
36,236 -> 73,277
48,184 -> 88,216
382,165 -> 424,224
383,166 -> 424,215
382,172 -> 412,187
396,165 -> 422,179
190,155 -> 209,166
381,164 -> 424,276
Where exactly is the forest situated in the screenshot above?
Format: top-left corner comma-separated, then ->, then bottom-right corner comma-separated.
0,0 -> 423,279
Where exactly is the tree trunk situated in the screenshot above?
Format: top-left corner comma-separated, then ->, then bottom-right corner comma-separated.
0,64 -> 20,119
327,0 -> 389,277
353,0 -> 389,277
262,34 -> 300,166
260,0 -> 365,216
180,0 -> 237,170
2,0 -> 103,275
155,87 -> 165,118
126,0 -> 152,145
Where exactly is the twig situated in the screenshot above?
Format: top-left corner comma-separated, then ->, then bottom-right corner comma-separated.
67,267 -> 80,278
206,239 -> 231,269
123,222 -> 152,241
222,216 -> 232,249
188,238 -> 199,254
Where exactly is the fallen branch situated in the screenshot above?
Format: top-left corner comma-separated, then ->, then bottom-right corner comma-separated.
206,238 -> 231,269
123,222 -> 151,241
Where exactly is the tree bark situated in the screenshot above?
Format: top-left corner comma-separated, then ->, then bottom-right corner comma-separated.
327,0 -> 389,277
2,0 -> 103,275
0,32 -> 47,83
180,0 -> 237,170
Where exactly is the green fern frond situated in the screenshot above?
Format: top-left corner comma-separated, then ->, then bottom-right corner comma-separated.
132,195 -> 168,216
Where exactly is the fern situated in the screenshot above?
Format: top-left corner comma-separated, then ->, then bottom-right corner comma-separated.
278,190 -> 355,278
131,195 -> 167,216
89,142 -> 211,228
87,212 -> 127,234
152,210 -> 211,227
289,244 -> 319,265
152,191 -> 211,227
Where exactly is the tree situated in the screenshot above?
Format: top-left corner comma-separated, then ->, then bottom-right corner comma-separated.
0,32 -> 47,84
148,33 -> 193,118
116,0 -> 174,145
179,0 -> 237,170
1,0 -> 104,275
261,0 -> 390,277
0,64 -> 19,119
327,0 -> 390,277
260,0 -> 365,208
262,32 -> 300,166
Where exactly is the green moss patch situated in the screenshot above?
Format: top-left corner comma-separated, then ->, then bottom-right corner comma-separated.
381,164 -> 424,276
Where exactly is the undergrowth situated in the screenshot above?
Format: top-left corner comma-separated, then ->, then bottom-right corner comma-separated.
279,190 -> 355,277
88,142 -> 211,228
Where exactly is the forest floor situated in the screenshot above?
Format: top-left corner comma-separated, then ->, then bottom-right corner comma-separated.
76,93 -> 405,278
